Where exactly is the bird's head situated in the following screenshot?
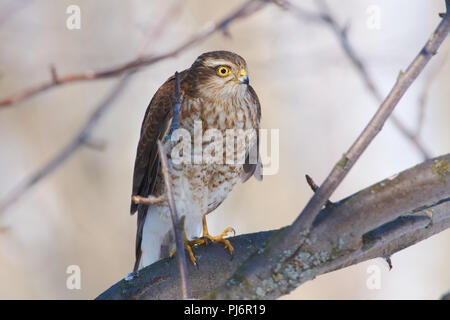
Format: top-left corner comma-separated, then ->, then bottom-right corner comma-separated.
188,51 -> 250,99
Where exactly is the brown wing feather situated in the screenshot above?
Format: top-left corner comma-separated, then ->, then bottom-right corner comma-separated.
130,70 -> 189,214
131,69 -> 189,271
241,84 -> 263,182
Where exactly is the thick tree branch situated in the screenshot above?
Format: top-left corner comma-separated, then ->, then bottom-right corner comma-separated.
96,154 -> 450,299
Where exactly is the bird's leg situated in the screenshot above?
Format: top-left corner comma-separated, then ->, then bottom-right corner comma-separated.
169,215 -> 235,264
169,229 -> 200,266
198,214 -> 234,256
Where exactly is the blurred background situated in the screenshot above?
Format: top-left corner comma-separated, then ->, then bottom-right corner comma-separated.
0,0 -> 449,299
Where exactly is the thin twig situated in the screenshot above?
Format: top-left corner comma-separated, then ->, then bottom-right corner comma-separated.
305,174 -> 333,207
274,0 -> 432,159
207,3 -> 450,299
132,195 -> 167,205
156,140 -> 191,300
384,256 -> 393,270
0,72 -> 134,214
0,0 -> 265,108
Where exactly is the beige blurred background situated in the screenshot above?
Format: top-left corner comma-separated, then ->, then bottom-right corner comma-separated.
0,0 -> 449,299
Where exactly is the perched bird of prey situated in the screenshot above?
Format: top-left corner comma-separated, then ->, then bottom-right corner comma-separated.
130,51 -> 262,272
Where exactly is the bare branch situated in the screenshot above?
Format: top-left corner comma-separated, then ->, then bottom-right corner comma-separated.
156,140 -> 191,300
96,153 -> 450,299
0,0 -> 266,108
0,72 -> 135,214
206,4 -> 450,299
150,71 -> 191,299
132,195 -> 167,205
274,0 -> 432,159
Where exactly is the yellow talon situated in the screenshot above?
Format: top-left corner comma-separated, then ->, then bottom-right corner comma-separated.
169,234 -> 199,266
169,215 -> 235,265
200,215 -> 234,256
184,242 -> 197,266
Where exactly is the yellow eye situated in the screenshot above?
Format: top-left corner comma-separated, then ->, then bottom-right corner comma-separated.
217,65 -> 231,77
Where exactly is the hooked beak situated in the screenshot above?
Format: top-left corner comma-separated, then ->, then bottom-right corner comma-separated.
237,68 -> 249,85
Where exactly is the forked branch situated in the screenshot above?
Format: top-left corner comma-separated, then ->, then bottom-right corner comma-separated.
96,153 -> 450,299
206,2 -> 450,299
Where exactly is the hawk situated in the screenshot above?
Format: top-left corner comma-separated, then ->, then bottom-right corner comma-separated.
130,51 -> 262,272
